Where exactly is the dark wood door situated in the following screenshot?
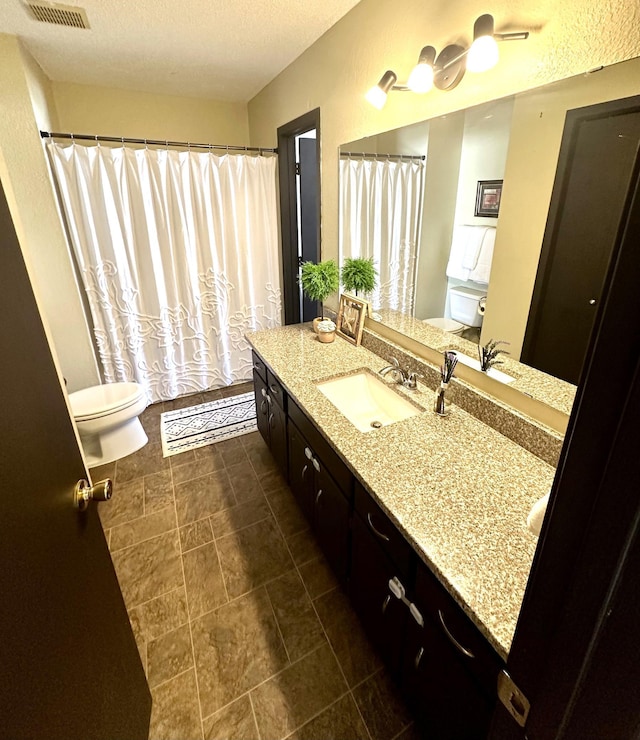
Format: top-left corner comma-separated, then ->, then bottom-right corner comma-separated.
253,370 -> 270,445
314,465 -> 350,582
268,396 -> 288,476
522,97 -> 640,384
299,136 -> 320,321
349,513 -> 407,675
0,182 -> 151,738
287,422 -> 316,524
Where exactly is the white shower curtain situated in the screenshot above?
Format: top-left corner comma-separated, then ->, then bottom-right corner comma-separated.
48,142 -> 281,403
339,156 -> 424,313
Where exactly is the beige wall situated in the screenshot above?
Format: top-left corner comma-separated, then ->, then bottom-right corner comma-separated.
0,35 -> 99,391
483,56 -> 640,356
52,82 -> 250,144
248,0 -> 640,312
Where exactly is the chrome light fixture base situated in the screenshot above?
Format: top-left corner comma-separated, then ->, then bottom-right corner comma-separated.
433,44 -> 467,90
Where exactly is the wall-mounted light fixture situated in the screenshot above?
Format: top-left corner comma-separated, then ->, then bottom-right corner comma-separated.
366,14 -> 529,108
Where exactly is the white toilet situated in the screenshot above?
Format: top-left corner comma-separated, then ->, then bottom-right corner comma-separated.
69,382 -> 149,467
425,285 -> 486,336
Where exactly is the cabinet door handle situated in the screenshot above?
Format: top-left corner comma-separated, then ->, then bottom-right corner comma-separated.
315,489 -> 323,505
261,387 -> 267,398
312,457 -> 320,472
268,413 -> 274,428
260,400 -> 267,414
269,384 -> 279,396
382,594 -> 391,614
253,363 -> 263,373
367,512 -> 390,542
414,646 -> 424,670
438,609 -> 475,659
304,447 -> 313,460
301,464 -> 308,481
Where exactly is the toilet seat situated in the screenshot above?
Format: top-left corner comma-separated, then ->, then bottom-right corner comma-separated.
70,382 -> 145,422
424,318 -> 465,335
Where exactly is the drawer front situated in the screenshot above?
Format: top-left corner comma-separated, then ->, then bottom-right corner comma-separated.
288,398 -> 353,496
354,481 -> 414,581
414,560 -> 504,698
266,369 -> 286,412
251,350 -> 267,383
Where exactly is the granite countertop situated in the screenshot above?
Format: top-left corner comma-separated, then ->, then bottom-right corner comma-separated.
247,324 -> 556,660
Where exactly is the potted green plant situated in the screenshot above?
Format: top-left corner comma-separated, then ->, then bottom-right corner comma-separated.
341,257 -> 377,297
300,260 -> 340,332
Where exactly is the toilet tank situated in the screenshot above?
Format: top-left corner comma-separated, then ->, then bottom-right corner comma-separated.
449,286 -> 486,327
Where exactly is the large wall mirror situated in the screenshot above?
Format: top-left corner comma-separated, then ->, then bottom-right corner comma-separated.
339,56 -> 640,420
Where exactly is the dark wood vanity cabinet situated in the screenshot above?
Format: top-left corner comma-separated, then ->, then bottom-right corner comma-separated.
287,399 -> 352,583
252,352 -> 287,477
400,561 -> 503,739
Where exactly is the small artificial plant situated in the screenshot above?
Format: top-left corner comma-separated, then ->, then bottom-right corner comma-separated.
340,257 -> 377,297
300,260 -> 339,318
478,339 -> 510,372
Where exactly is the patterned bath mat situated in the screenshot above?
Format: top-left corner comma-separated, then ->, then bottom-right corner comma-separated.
160,392 -> 257,457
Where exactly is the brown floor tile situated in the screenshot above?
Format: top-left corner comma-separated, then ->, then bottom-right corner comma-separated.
202,695 -> 259,740
111,531 -> 183,609
147,623 -> 194,688
89,461 -> 116,482
163,393 -> 204,411
140,412 -> 163,445
179,518 -> 214,552
251,643 -> 348,740
246,443 -> 279,477
268,488 -> 309,539
98,479 -> 144,529
299,557 -> 339,600
286,693 -> 370,740
210,495 -> 271,539
117,442 -> 169,483
144,470 -> 174,514
241,431 -> 265,450
393,722 -> 424,740
217,517 -> 294,599
149,668 -> 203,740
169,449 -> 196,468
286,527 -> 323,566
200,389 -> 223,403
174,470 -> 236,526
183,542 -> 228,618
219,381 -> 253,398
109,506 -> 176,552
266,570 -> 325,663
352,670 -> 413,740
128,586 -> 189,644
172,447 -> 225,485
226,462 -> 264,503
217,437 -> 249,467
191,588 -> 289,717
314,588 -> 382,688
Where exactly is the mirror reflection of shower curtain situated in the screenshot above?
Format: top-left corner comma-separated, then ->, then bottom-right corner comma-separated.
48,142 -> 281,403
339,156 -> 424,313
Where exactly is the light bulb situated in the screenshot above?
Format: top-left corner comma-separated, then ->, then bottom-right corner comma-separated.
467,35 -> 499,72
365,85 -> 388,109
407,63 -> 434,94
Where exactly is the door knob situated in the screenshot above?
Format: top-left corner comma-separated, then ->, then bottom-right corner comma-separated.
75,478 -> 113,511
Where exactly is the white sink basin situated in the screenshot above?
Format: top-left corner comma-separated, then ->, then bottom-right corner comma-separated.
454,353 -> 515,384
316,371 -> 420,432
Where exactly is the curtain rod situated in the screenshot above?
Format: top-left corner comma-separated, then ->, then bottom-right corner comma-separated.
40,131 -> 277,154
340,151 -> 425,161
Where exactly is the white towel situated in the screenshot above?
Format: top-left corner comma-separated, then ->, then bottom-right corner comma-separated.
526,492 -> 550,537
446,225 -> 474,281
469,227 -> 496,285
461,227 -> 487,270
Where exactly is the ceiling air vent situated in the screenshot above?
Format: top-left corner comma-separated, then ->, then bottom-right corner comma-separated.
24,2 -> 89,29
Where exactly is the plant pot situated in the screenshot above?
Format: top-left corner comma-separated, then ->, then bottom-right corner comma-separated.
317,330 -> 336,343
313,317 -> 328,334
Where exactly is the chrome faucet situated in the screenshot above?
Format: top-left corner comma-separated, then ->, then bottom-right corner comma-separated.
379,357 -> 423,389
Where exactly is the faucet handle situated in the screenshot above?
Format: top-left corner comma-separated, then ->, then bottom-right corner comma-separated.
388,356 -> 400,368
405,372 -> 423,390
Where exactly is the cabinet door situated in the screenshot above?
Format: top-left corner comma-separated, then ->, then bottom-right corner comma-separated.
314,464 -> 350,583
349,512 -> 407,676
253,370 -> 270,446
287,422 -> 316,525
268,395 -> 288,477
401,613 -> 493,740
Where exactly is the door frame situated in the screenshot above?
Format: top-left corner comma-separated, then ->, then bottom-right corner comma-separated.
490,128 -> 640,737
277,108 -> 321,325
521,94 -> 640,371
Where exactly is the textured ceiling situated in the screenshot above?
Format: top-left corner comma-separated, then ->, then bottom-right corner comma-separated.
0,0 -> 361,101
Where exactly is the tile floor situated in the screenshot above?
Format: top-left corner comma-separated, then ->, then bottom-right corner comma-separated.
90,383 -> 420,740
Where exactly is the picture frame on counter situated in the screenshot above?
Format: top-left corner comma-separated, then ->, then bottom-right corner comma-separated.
336,293 -> 367,346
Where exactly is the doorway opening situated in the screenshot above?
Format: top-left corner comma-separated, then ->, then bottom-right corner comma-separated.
277,109 -> 321,324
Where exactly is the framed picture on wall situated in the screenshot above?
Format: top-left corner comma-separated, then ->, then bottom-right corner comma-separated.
475,180 -> 503,217
336,294 -> 367,346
